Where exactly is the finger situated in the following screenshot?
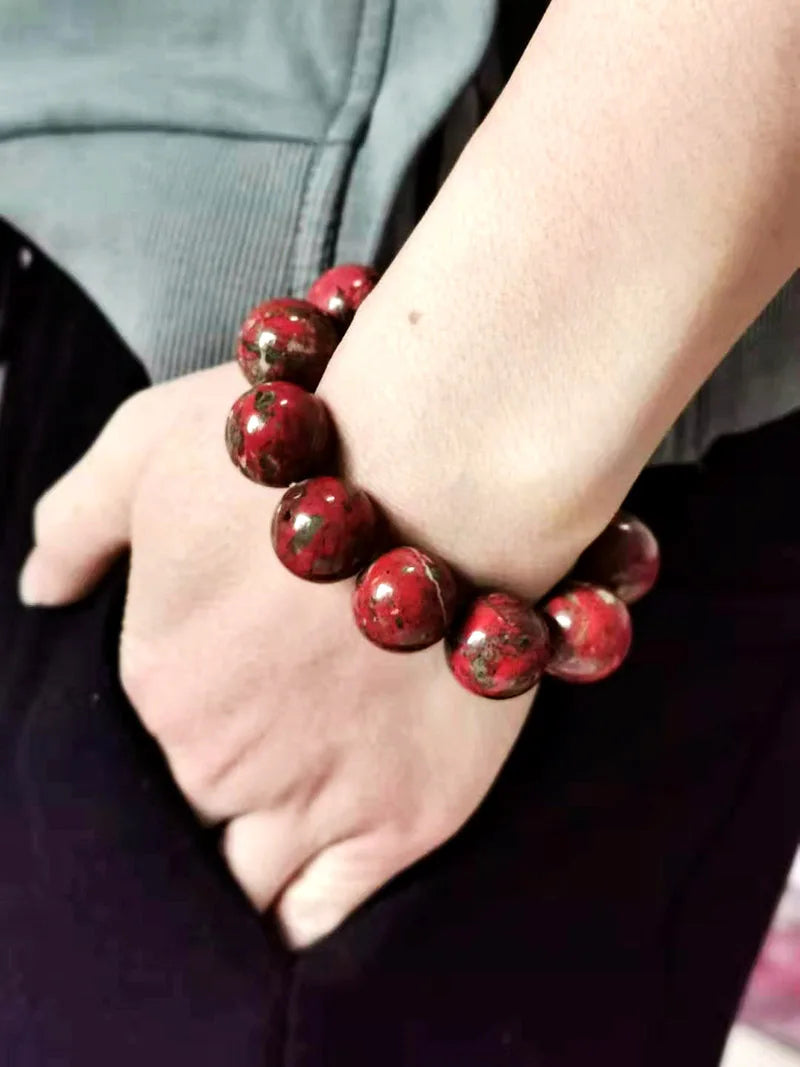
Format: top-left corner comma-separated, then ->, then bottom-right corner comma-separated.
276,833 -> 413,950
19,389 -> 163,606
223,809 -> 311,912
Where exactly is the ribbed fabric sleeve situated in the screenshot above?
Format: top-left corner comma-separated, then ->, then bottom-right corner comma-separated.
0,0 -> 398,383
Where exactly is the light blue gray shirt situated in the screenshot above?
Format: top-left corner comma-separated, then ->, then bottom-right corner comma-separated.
0,0 -> 797,463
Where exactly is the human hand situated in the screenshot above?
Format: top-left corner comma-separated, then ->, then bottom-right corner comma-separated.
19,361 -> 534,949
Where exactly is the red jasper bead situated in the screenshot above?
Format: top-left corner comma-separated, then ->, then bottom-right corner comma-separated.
542,582 -> 632,684
225,382 -> 330,487
307,264 -> 378,325
271,476 -> 376,582
573,511 -> 660,604
353,546 -> 458,652
235,298 -> 339,390
447,593 -> 552,700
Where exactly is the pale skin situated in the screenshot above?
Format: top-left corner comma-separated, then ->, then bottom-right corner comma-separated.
19,0 -> 799,948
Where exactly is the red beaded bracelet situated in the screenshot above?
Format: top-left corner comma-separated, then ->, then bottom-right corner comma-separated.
224,263 -> 661,700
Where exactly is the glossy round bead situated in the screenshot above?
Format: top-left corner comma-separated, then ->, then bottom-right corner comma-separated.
573,511 -> 660,604
224,382 -> 330,487
235,298 -> 339,390
542,582 -> 632,684
307,264 -> 378,325
447,593 -> 552,700
271,476 -> 376,582
353,546 -> 458,652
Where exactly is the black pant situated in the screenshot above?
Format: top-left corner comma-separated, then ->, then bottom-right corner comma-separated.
1,219 -> 798,1067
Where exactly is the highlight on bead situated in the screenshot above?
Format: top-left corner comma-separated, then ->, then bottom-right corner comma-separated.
572,510 -> 660,604
353,546 -> 458,652
447,592 -> 552,700
542,582 -> 632,684
271,476 -> 376,582
235,297 -> 339,390
307,263 -> 378,326
224,381 -> 330,487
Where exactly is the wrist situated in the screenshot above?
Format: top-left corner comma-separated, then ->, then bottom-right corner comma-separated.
316,298 -> 611,600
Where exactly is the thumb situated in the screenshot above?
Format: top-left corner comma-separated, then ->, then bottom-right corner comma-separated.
19,389 -> 162,606
276,833 -> 415,950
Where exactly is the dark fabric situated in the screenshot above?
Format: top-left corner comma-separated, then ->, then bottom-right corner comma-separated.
0,220 -> 798,1066
0,222 -> 293,1067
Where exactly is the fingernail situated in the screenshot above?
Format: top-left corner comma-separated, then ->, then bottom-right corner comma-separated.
18,550 -> 57,607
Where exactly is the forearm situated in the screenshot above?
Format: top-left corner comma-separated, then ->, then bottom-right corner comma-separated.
319,0 -> 800,595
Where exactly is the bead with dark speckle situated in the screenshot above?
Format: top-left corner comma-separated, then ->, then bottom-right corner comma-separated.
235,298 -> 339,389
271,476 -> 376,581
352,546 -> 457,651
447,593 -> 552,699
225,382 -> 330,487
307,264 -> 378,326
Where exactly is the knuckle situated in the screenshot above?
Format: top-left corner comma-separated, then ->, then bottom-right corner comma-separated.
98,394 -> 146,457
119,637 -> 253,817
109,385 -> 176,449
94,390 -> 157,469
118,637 -> 154,713
172,738 -> 236,796
375,818 -> 445,867
409,804 -> 464,855
166,739 -> 250,819
119,639 -> 188,745
167,750 -> 217,807
108,388 -> 149,431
